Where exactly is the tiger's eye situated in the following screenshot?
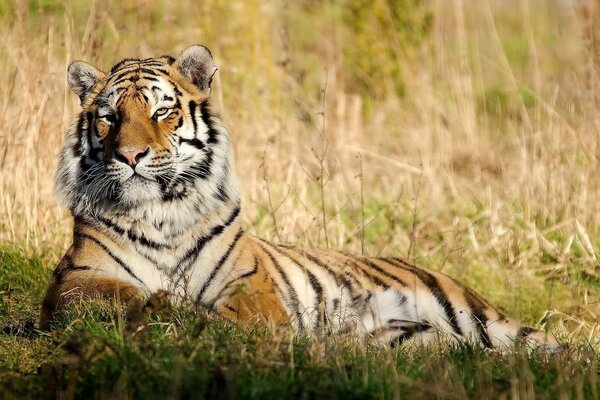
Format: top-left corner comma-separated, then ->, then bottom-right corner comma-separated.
153,108 -> 171,120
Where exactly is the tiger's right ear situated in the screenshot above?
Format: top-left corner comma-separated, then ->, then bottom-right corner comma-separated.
67,61 -> 105,105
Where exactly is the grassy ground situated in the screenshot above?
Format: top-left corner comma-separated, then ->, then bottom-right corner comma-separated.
1,0 -> 600,398
1,246 -> 598,399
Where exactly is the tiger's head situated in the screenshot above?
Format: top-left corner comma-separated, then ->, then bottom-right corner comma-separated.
57,45 -> 238,217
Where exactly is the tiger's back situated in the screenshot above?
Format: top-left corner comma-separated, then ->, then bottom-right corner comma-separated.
40,45 -> 558,350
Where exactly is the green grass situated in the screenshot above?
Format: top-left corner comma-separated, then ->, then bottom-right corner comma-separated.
0,245 -> 598,399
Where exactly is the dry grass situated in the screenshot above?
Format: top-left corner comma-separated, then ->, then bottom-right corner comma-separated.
0,0 -> 599,346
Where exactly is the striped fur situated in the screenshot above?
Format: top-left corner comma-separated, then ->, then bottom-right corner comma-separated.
40,45 -> 559,350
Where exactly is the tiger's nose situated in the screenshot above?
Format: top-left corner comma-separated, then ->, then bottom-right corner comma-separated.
116,147 -> 150,167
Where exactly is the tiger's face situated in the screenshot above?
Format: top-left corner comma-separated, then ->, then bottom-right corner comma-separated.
58,46 -> 232,213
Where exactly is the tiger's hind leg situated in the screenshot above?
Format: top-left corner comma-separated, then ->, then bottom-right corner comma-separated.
357,288 -> 560,351
369,319 -> 439,347
351,289 -> 443,346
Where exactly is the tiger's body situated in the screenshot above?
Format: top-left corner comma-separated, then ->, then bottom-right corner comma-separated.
41,45 -> 558,349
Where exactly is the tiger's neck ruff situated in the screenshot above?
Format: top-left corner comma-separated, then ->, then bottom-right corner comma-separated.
42,45 -> 559,351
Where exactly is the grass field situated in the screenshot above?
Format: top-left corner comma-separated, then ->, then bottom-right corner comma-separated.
0,0 -> 599,398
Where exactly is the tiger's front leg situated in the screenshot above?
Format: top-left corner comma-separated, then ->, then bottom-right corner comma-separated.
39,248 -> 144,330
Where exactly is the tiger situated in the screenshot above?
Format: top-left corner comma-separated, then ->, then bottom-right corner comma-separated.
40,45 -> 559,350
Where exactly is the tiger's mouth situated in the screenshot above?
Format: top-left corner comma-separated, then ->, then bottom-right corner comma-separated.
114,165 -> 162,185
118,173 -> 163,194
125,172 -> 154,183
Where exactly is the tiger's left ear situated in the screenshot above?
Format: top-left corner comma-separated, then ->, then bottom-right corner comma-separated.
174,45 -> 218,95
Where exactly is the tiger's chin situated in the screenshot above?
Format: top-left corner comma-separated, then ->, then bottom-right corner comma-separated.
115,176 -> 162,206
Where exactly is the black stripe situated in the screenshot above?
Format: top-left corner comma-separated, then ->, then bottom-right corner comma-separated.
96,215 -> 126,235
388,320 -> 431,347
167,80 -> 183,96
257,242 -> 305,331
85,112 -> 94,150
385,258 -> 464,337
162,185 -> 188,202
517,326 -> 537,338
160,55 -> 176,65
271,246 -> 324,329
111,74 -> 142,86
95,215 -> 173,251
74,231 -> 147,288
390,332 -> 413,347
332,298 -> 340,312
142,58 -> 173,66
72,113 -> 86,157
126,229 -> 167,250
173,116 -> 184,131
214,178 -> 230,202
178,233 -> 213,267
92,216 -> 168,268
110,58 -> 140,73
112,73 -> 162,86
179,137 -> 205,150
476,317 -> 493,349
178,205 -> 241,267
196,229 -> 244,302
156,170 -> 176,192
307,271 -> 324,329
346,259 -> 390,289
85,111 -> 104,162
359,257 -> 408,287
298,250 -> 364,295
110,67 -> 164,83
224,305 -> 237,313
155,166 -> 177,201
78,112 -> 98,181
279,248 -> 365,321
209,206 -> 241,237
230,256 -> 258,283
199,100 -> 219,144
223,256 -> 258,289
287,249 -> 345,287
138,67 -> 169,75
237,256 -> 259,280
462,287 -> 493,348
188,101 -> 198,133
209,255 -> 259,310
88,148 -> 103,162
460,285 -> 505,321
53,259 -> 92,285
88,149 -> 102,162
